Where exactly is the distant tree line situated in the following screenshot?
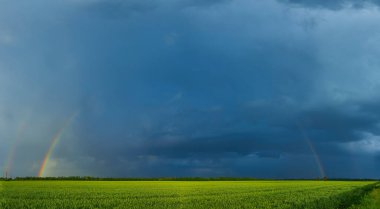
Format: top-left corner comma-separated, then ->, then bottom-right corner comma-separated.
9,176 -> 262,181
0,176 -> 378,181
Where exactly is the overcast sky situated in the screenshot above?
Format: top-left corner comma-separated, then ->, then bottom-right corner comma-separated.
1,0 -> 380,178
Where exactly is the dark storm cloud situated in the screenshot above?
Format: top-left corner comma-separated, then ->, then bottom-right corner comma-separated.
73,97 -> 380,177
297,104 -> 380,143
134,99 -> 380,159
141,133 -> 302,158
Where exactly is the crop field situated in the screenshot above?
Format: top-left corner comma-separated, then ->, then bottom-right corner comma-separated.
0,181 -> 378,209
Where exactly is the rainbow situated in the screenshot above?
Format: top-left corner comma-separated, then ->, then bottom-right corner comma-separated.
38,112 -> 79,177
304,135 -> 326,178
299,125 -> 326,178
3,121 -> 28,177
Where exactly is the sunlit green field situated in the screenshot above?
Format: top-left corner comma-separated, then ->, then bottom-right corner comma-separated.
0,181 -> 378,209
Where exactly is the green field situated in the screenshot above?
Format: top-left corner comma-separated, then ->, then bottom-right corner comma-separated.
349,183 -> 380,209
0,181 -> 378,209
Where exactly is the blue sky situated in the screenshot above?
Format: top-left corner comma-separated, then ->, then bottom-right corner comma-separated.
1,0 -> 380,178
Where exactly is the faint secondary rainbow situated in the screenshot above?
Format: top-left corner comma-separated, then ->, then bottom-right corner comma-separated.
3,121 -> 28,177
38,112 -> 79,177
298,125 -> 326,178
304,134 -> 325,178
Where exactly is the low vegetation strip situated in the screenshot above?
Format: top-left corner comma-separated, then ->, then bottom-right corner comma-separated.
296,182 -> 378,209
349,183 -> 380,209
0,181 -> 376,209
0,181 -> 4,208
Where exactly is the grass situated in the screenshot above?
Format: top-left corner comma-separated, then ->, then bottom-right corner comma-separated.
0,180 -> 378,209
349,183 -> 380,209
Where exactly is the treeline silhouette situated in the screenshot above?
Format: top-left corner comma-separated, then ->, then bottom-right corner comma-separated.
0,176 -> 378,181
